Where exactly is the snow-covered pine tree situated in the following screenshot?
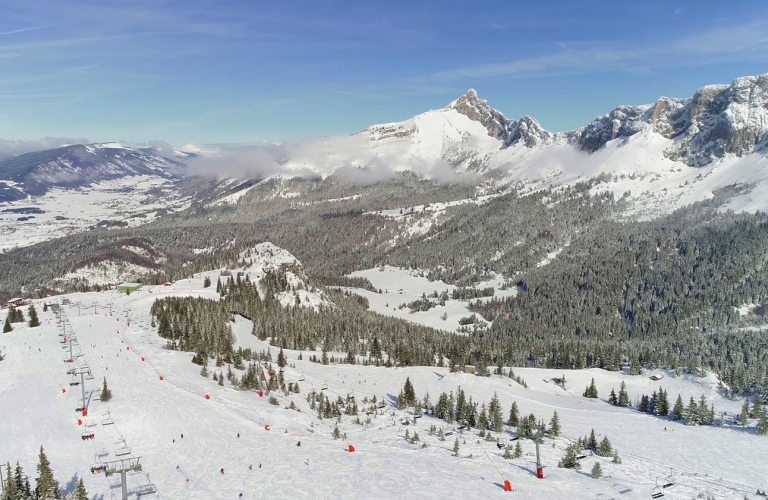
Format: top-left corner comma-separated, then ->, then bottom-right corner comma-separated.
612,450 -> 622,464
509,402 -> 519,427
3,461 -> 20,499
597,436 -> 612,457
514,441 -> 523,458
452,438 -> 460,457
687,397 -> 699,425
557,443 -> 581,469
672,394 -> 684,420
3,315 -> 12,333
608,388 -> 618,405
15,461 -> 33,498
657,388 -> 669,416
591,461 -> 603,479
587,429 -> 598,451
478,403 -> 489,431
74,478 -> 88,500
756,410 -> 768,435
549,411 -> 561,437
277,348 -> 287,368
639,395 -> 650,413
403,377 -> 416,407
101,377 -> 112,402
583,378 -> 598,398
28,304 -> 40,328
489,393 -> 503,433
752,396 -> 763,419
35,446 -> 60,500
503,446 -> 512,459
741,399 -> 750,426
200,363 -> 209,378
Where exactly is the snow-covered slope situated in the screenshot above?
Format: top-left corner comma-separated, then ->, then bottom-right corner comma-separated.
1,280 -> 766,499
231,242 -> 328,310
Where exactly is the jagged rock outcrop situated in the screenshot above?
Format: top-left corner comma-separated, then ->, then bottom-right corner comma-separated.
447,89 -> 553,148
566,74 -> 768,166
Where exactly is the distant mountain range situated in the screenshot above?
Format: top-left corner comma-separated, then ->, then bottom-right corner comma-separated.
0,72 -> 767,252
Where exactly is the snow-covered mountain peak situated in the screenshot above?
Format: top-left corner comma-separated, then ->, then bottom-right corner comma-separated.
446,88 -> 511,141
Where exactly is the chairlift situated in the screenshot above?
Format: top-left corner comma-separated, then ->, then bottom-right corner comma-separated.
115,446 -> 132,457
377,400 -> 386,409
444,431 -> 454,437
346,393 -> 355,403
320,381 -> 328,390
85,372 -> 94,381
90,464 -> 107,474
102,414 -> 115,426
81,433 -> 95,440
651,480 -> 665,498
298,375 -> 306,382
135,483 -> 157,496
662,472 -> 675,488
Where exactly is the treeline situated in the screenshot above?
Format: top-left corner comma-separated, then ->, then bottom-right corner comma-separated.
151,296 -> 233,356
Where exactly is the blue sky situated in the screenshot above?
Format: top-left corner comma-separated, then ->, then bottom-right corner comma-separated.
0,0 -> 767,146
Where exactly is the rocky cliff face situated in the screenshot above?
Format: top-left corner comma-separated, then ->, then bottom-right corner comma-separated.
447,89 -> 553,148
565,75 -> 768,166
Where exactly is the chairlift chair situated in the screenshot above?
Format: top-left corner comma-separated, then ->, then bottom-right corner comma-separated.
320,381 -> 328,390
115,445 -> 132,457
102,413 -> 115,426
651,480 -> 665,498
298,375 -> 306,382
662,472 -> 675,488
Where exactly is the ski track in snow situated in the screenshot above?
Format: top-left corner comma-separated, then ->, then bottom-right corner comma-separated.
1,274 -> 766,499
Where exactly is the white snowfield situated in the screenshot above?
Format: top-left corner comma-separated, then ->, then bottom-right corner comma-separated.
342,266 -> 515,332
1,274 -> 766,499
0,176 -> 191,252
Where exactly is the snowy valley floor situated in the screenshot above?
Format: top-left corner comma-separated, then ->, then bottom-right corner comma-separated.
1,278 -> 767,499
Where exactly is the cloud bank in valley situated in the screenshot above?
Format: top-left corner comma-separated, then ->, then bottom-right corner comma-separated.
184,134 -> 481,185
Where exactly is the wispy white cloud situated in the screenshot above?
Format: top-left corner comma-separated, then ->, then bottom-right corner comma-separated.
0,26 -> 44,36
417,20 -> 768,82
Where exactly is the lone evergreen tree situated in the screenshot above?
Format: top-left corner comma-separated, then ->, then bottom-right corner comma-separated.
277,348 -> 287,368
402,377 -> 416,407
3,315 -> 12,333
28,304 -> 40,328
489,393 -> 504,433
35,446 -> 60,500
452,438 -> 460,457
618,381 -> 630,407
509,401 -> 519,427
549,411 -> 561,437
101,377 -> 112,402
591,461 -> 603,479
203,276 -> 211,288
74,478 -> 89,500
583,378 -> 598,398
513,440 -> 523,458
612,450 -> 622,464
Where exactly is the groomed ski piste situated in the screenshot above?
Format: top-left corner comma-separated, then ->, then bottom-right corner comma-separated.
2,273 -> 767,499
